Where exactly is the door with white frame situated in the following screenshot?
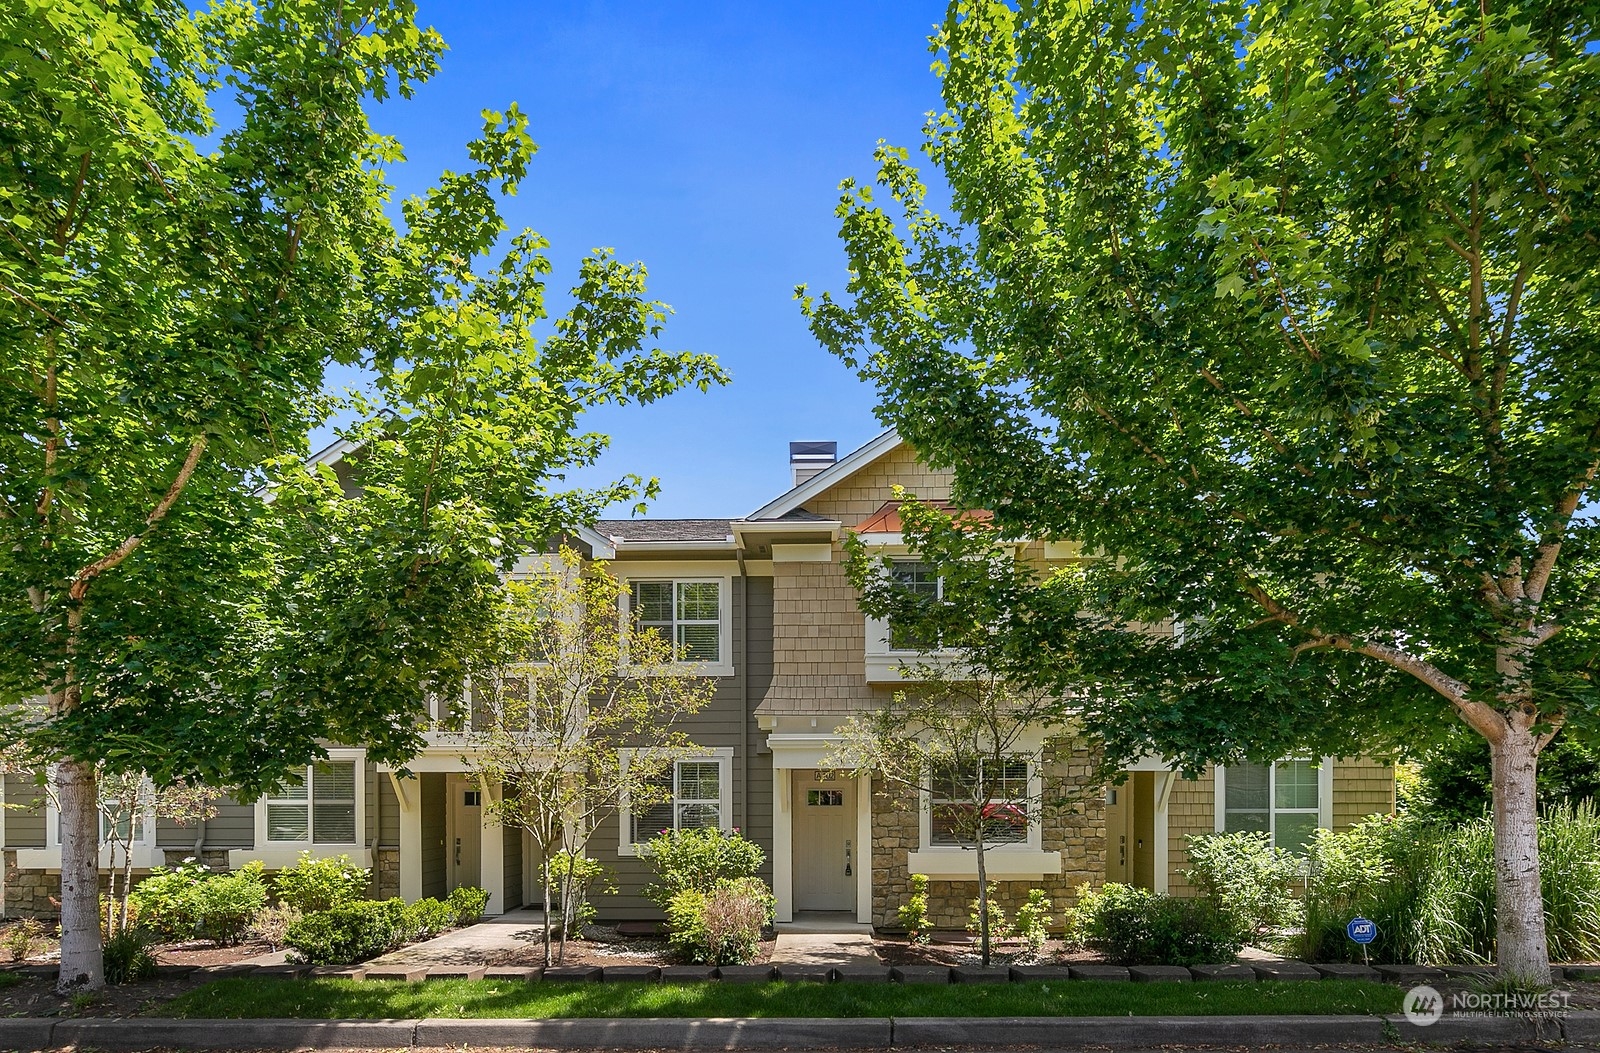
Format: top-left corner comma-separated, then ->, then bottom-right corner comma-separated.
792,772 -> 856,913
448,773 -> 483,891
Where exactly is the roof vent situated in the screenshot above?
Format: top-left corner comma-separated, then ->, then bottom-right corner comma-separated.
789,441 -> 837,487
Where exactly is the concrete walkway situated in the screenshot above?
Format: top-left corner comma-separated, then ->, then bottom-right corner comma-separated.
368,907 -> 547,966
771,913 -> 879,966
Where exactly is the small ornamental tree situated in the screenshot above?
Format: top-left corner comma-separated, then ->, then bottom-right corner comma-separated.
825,602 -> 1083,966
466,548 -> 717,966
95,772 -> 219,937
804,0 -> 1600,985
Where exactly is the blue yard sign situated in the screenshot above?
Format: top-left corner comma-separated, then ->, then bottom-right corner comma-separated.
1347,917 -> 1378,945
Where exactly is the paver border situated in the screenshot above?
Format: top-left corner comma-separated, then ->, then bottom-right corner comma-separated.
0,1012 -> 1592,1050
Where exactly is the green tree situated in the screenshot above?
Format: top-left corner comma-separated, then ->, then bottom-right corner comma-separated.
1,0 -> 722,990
465,548 -> 717,967
1403,728 -> 1600,826
803,0 -> 1599,984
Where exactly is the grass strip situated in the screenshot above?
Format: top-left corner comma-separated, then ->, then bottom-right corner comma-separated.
156,977 -> 1403,1019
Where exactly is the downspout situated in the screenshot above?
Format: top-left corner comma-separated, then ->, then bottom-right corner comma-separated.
737,548 -> 750,836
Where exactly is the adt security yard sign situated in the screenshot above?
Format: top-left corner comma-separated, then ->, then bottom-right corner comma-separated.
1347,916 -> 1377,963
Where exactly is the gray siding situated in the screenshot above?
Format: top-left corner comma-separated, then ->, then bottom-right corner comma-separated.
420,773 -> 447,899
503,823 -> 523,909
155,795 -> 253,851
596,570 -> 775,919
377,773 -> 399,847
4,774 -> 45,849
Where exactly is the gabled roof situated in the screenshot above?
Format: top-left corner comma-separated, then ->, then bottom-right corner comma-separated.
744,429 -> 904,521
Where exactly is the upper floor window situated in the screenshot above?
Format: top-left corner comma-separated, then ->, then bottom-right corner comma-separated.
1221,758 -> 1323,853
888,560 -> 943,652
927,756 -> 1033,847
266,760 -> 357,844
630,580 -> 721,663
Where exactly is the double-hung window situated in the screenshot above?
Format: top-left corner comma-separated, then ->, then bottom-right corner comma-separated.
266,760 -> 358,845
888,561 -> 942,651
623,753 -> 731,851
1221,759 -> 1324,852
928,756 -> 1032,847
630,580 -> 721,663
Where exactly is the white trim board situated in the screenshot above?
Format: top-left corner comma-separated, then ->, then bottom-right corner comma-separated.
746,430 -> 904,521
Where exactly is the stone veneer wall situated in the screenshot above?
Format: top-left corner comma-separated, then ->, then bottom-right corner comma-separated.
870,748 -> 1107,931
3,851 -> 59,919
374,847 -> 401,900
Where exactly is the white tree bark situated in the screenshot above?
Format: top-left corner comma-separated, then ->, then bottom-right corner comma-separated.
55,758 -> 103,991
1490,726 -> 1551,985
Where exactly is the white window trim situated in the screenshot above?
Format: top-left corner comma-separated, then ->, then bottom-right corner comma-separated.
1213,758 -> 1335,840
238,748 -> 367,869
617,747 -> 734,856
916,754 -> 1044,853
619,570 -> 735,677
21,776 -> 160,871
863,553 -> 970,682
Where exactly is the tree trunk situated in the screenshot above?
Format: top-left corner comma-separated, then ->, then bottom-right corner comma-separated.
976,839 -> 990,967
1489,726 -> 1552,985
56,758 -> 103,991
540,856 -> 554,969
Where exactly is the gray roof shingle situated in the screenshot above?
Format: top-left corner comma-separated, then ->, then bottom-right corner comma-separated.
593,518 -> 733,543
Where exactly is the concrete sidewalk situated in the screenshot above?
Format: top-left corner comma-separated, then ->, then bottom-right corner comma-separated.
365,906 -> 547,966
3,1010 -> 1587,1050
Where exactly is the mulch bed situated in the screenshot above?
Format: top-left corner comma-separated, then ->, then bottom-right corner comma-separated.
485,924 -> 776,967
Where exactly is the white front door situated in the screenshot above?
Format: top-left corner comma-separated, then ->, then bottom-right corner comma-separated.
449,774 -> 482,890
792,774 -> 856,912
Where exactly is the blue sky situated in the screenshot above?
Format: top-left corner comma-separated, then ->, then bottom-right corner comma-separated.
332,2 -> 949,518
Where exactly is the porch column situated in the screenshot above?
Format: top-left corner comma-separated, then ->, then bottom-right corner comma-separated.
772,766 -> 793,923
855,773 -> 872,924
1153,771 -> 1174,894
391,774 -> 422,902
479,775 -> 505,915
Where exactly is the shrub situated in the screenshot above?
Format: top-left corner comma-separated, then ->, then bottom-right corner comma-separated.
898,873 -> 931,943
402,897 -> 456,941
446,885 -> 490,926
4,919 -> 44,962
273,852 -> 369,913
1302,805 -> 1600,965
665,877 -> 774,966
643,828 -> 766,907
1185,832 -> 1305,940
1073,882 -> 1244,966
249,904 -> 301,950
193,862 -> 269,946
129,862 -> 210,942
102,928 -> 157,984
284,898 -> 407,965
549,851 -> 610,937
967,884 -> 1012,940
1014,888 -> 1054,953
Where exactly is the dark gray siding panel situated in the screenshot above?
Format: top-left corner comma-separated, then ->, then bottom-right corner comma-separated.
4,774 -> 45,849
203,800 -> 255,850
378,774 -> 400,846
593,570 -> 775,919
503,823 -> 523,909
420,773 -> 447,899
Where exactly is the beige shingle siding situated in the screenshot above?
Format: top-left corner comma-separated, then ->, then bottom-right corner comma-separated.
1333,757 -> 1396,829
1165,769 -> 1215,897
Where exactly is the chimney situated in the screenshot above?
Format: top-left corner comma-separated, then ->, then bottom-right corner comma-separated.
789,441 -> 837,487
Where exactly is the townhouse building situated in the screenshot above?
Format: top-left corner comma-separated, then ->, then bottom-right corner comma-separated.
0,431 -> 1395,927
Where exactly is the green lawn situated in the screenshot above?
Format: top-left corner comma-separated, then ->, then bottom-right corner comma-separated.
156,977 -> 1403,1019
